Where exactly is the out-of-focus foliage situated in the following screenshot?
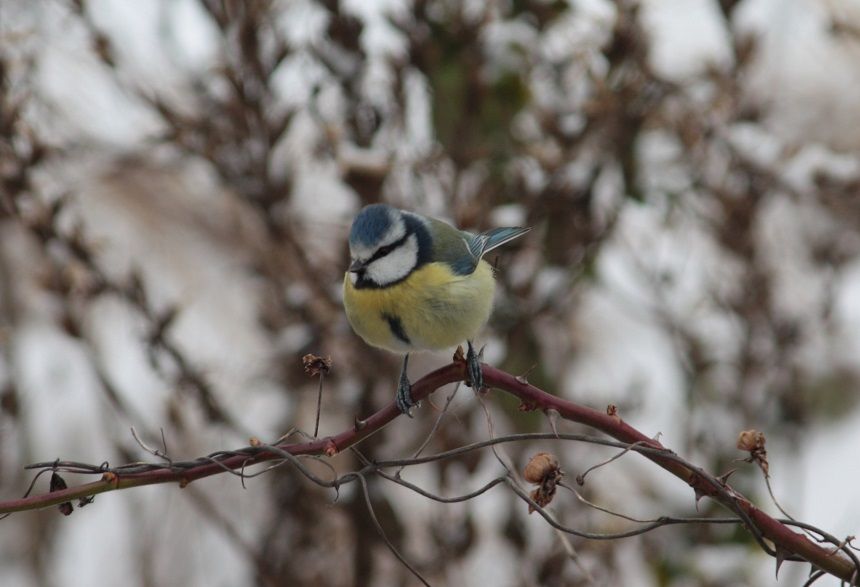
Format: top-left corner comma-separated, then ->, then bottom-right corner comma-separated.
2,0 -> 860,585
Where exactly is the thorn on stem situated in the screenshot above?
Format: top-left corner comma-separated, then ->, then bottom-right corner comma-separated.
693,488 -> 706,509
545,408 -> 561,438
717,468 -> 738,484
688,473 -> 709,509
775,546 -> 788,578
515,364 -> 538,385
324,439 -> 338,457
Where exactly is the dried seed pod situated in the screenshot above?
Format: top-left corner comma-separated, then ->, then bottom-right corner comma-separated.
524,452 -> 560,484
530,485 -> 557,512
736,429 -> 765,452
737,429 -> 769,475
524,452 -> 563,513
302,354 -> 332,377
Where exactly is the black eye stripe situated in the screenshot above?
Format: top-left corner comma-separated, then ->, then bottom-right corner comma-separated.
352,218 -> 430,290
369,232 -> 411,263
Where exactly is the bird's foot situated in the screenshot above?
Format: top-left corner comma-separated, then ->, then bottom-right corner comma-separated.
466,341 -> 484,392
395,356 -> 419,417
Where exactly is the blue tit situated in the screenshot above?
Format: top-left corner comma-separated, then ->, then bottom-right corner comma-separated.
343,203 -> 529,415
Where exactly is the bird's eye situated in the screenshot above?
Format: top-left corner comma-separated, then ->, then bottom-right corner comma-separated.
377,244 -> 395,257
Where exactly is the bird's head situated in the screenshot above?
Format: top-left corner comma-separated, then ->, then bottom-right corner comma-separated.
347,204 -> 430,289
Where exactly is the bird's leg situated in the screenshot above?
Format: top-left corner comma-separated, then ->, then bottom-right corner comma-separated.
395,354 -> 418,416
465,341 -> 484,391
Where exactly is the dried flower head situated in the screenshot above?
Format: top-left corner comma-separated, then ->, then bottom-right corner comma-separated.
737,429 -> 769,476
524,452 -> 560,484
524,452 -> 563,513
737,429 -> 765,452
303,354 -> 332,377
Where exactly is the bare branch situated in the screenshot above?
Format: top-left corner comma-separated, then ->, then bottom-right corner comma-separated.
0,361 -> 856,584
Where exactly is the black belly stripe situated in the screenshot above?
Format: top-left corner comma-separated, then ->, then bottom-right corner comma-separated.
382,313 -> 411,345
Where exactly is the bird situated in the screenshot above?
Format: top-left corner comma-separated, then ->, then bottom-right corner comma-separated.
342,203 -> 529,416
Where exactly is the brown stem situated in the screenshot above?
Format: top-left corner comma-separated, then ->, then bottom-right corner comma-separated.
1,362 -> 856,583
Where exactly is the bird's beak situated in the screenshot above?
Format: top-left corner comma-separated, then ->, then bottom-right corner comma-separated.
349,259 -> 366,273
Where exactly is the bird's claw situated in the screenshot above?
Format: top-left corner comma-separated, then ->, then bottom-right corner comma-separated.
395,367 -> 418,417
466,341 -> 484,391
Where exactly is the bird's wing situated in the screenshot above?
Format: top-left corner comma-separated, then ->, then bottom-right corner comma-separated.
428,217 -> 529,275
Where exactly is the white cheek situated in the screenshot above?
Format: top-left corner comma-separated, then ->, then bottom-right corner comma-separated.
366,236 -> 418,285
349,271 -> 358,285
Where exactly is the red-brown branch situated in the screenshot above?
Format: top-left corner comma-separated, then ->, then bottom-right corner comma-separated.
1,361 -> 856,583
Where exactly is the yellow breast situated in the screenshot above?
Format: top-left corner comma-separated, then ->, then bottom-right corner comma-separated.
342,261 -> 496,353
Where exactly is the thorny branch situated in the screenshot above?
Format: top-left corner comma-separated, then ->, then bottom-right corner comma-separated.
0,360 -> 857,585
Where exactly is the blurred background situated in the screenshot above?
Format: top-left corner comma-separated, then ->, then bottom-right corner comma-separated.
2,0 -> 860,585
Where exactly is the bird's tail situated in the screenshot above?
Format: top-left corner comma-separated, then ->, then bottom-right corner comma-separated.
469,226 -> 530,259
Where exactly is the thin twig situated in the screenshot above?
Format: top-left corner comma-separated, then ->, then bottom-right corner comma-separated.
559,480 -> 659,524
130,427 -> 172,464
396,382 -> 461,477
576,440 -> 653,486
356,474 -> 431,587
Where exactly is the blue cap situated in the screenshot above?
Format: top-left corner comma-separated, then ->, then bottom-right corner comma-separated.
349,204 -> 396,247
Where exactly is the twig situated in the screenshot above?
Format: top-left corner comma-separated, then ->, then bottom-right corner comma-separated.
0,362 -> 857,584
398,381 -> 461,476
575,440 -> 652,486
130,427 -> 172,464
356,474 -> 431,586
559,480 -> 658,524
